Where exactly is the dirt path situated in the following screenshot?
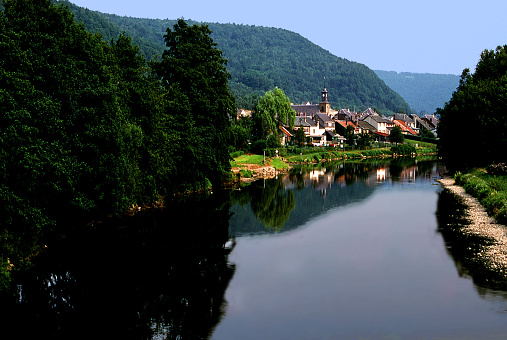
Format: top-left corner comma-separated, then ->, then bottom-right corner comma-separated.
438,178 -> 507,276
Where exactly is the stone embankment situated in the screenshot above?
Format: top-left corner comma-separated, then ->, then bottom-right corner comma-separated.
231,163 -> 288,182
438,178 -> 507,276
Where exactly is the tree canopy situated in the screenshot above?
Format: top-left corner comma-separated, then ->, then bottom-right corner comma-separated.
252,87 -> 296,146
154,19 -> 235,188
0,1 -> 236,244
52,2 -> 413,114
437,45 -> 507,170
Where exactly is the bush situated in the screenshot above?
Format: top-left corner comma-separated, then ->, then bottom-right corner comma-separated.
391,144 -> 416,156
231,150 -> 245,158
240,169 -> 253,178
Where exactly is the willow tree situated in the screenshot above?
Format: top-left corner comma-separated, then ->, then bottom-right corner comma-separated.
253,87 -> 296,146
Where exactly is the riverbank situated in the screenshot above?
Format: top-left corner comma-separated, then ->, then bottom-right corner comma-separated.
438,178 -> 507,277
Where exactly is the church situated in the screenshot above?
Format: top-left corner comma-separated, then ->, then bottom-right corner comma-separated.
291,87 -> 342,146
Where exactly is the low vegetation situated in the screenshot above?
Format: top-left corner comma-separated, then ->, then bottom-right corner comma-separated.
454,168 -> 507,224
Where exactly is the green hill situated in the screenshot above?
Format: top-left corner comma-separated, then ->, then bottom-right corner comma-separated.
57,0 -> 411,114
374,70 -> 460,114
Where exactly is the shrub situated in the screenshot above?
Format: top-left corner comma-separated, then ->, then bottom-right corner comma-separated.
240,169 -> 253,178
391,144 -> 416,156
231,150 -> 245,158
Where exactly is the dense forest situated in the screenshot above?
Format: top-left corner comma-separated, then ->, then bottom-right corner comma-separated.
59,0 -> 412,114
0,0 -> 235,274
374,71 -> 460,114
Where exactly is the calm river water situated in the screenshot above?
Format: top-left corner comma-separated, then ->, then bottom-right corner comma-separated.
3,159 -> 507,339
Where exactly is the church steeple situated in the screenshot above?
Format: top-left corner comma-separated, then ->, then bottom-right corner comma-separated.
319,77 -> 330,114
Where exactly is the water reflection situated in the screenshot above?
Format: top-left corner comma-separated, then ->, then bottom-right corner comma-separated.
437,189 -> 507,298
1,194 -> 235,339
4,158 -> 507,339
229,158 -> 442,237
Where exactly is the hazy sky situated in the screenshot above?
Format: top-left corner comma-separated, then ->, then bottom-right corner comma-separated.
70,0 -> 507,75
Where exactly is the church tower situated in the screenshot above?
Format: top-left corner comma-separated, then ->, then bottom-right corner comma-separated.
318,81 -> 331,114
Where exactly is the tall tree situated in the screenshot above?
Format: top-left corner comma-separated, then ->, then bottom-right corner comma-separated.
389,126 -> 405,144
253,87 -> 296,145
437,45 -> 507,170
154,19 -> 236,190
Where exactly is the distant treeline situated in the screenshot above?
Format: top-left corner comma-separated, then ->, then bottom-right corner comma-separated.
374,71 -> 460,114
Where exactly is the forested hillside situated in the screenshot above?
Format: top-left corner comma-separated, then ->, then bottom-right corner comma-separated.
374,71 -> 460,114
60,0 -> 411,114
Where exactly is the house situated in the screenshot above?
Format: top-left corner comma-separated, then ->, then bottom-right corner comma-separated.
336,120 -> 361,135
308,119 -> 327,145
410,114 -> 433,132
294,116 -> 312,136
279,126 -> 293,146
314,113 -> 335,131
357,120 -> 376,135
363,114 -> 390,134
393,113 -> 416,129
393,119 -> 418,135
236,108 -> 251,119
291,87 -> 337,119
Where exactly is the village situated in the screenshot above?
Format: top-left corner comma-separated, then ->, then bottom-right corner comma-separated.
238,87 -> 439,147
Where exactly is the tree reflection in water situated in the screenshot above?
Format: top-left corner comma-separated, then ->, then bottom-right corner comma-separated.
231,178 -> 296,232
1,193 -> 235,340
436,188 -> 507,302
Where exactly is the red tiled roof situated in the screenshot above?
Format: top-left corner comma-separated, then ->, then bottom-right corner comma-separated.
393,120 -> 418,135
279,126 -> 293,137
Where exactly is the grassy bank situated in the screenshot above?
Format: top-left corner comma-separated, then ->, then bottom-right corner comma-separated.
284,140 -> 437,163
231,153 -> 289,170
454,169 -> 507,224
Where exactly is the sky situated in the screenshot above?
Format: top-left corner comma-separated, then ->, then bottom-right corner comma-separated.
70,0 -> 507,75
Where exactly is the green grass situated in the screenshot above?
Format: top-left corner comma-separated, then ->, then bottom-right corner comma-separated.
270,157 -> 288,170
231,154 -> 265,167
231,153 -> 288,170
455,169 -> 507,224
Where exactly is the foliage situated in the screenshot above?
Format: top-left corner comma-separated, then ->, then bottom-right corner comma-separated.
153,18 -> 235,189
374,70 -> 459,114
391,144 -> 416,156
230,117 -> 253,151
389,126 -> 405,144
231,154 -> 265,167
454,170 -> 507,224
344,125 -> 357,146
0,1 -> 238,273
437,45 -> 507,170
293,128 -> 307,147
418,125 -> 436,139
53,3 -> 412,114
252,87 -> 295,145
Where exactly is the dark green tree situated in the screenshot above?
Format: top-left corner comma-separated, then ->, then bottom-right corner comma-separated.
389,126 -> 405,144
437,45 -> 507,170
230,117 -> 253,151
294,128 -> 307,147
344,125 -> 357,146
154,19 -> 236,190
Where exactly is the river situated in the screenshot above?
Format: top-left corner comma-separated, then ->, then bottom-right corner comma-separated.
3,158 -> 507,339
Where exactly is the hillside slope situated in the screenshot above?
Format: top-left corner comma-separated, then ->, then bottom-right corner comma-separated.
374,70 -> 460,114
57,1 -> 412,114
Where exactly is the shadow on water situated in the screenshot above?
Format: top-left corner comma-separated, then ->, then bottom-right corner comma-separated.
0,193 -> 235,340
6,158 -> 507,338
436,188 -> 507,297
229,158 -> 439,237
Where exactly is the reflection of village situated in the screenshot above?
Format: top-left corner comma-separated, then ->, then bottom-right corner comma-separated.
283,162 -> 442,198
